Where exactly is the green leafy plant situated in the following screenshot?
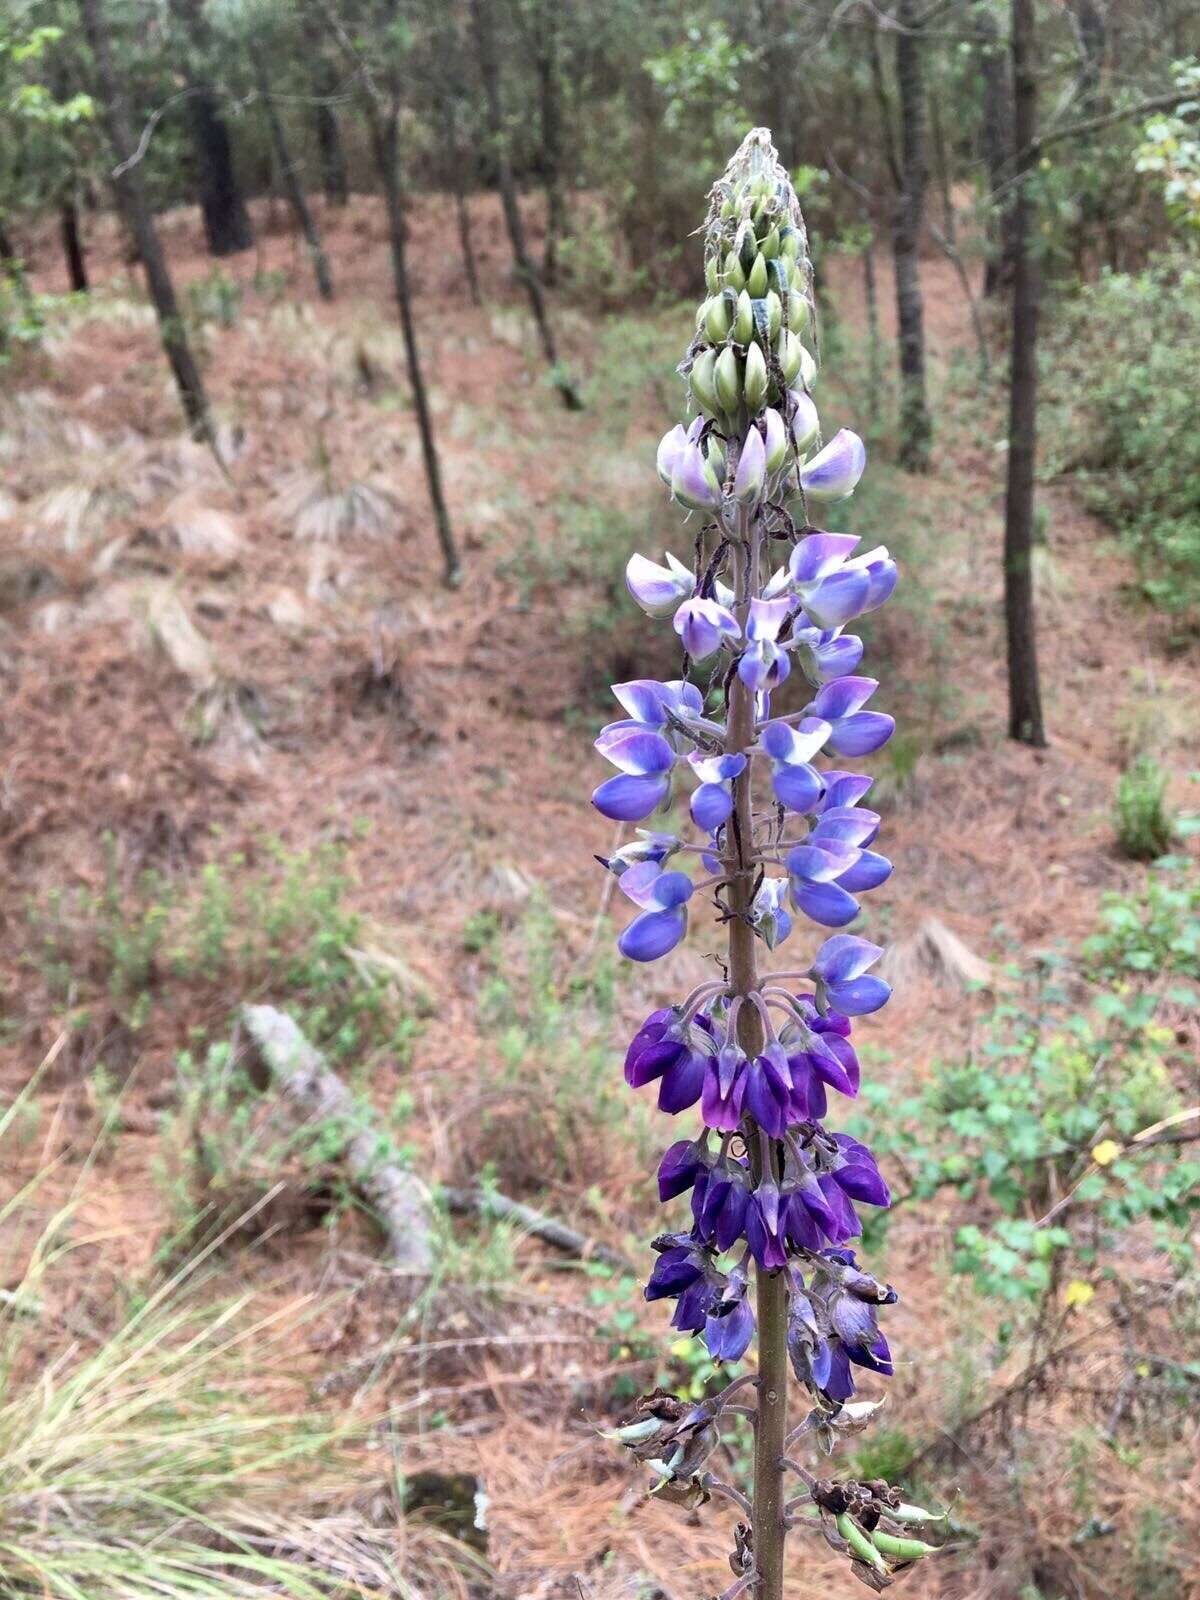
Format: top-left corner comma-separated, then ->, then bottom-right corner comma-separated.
1116,755 -> 1175,860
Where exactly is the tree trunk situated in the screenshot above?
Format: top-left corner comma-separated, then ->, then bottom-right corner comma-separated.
534,0 -> 565,285
310,44 -> 349,206
892,0 -> 931,471
77,0 -> 214,444
976,0 -> 1016,298
470,0 -> 582,410
365,107 -> 461,587
250,42 -> 334,300
1003,0 -> 1046,747
442,91 -> 482,305
171,0 -> 253,256
59,195 -> 89,292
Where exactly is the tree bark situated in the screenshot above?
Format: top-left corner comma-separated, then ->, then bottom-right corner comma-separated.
250,42 -> 334,300
365,106 -> 461,586
533,0 -> 565,284
892,0 -> 931,471
59,195 -> 89,292
470,0 -> 582,410
77,0 -> 214,445
310,41 -> 349,206
976,0 -> 1016,298
441,85 -> 482,306
1003,0 -> 1047,747
171,0 -> 254,256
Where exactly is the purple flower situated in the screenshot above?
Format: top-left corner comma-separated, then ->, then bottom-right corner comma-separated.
798,428 -> 866,503
732,425 -> 766,503
750,877 -> 792,950
788,534 -> 897,631
701,1043 -> 747,1132
596,831 -> 680,877
673,596 -> 740,659
617,865 -> 695,963
810,935 -> 891,1016
687,751 -> 745,832
591,723 -> 675,822
657,1138 -> 712,1202
626,1008 -> 716,1113
692,1159 -> 751,1251
759,717 -> 829,813
704,1263 -> 755,1361
655,417 -> 703,485
738,597 -> 793,694
625,550 -> 695,617
762,407 -> 789,473
807,676 -> 894,757
745,1181 -> 789,1270
785,807 -> 891,928
611,678 -> 703,732
671,439 -> 723,511
645,1231 -> 722,1334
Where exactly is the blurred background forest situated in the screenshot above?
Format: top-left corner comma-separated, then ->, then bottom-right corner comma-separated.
1,1 -> 1199,1597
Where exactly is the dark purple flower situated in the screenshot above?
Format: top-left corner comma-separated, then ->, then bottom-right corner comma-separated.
704,1263 -> 755,1361
700,1044 -> 747,1132
745,1182 -> 789,1270
657,1138 -> 711,1203
692,1159 -> 751,1252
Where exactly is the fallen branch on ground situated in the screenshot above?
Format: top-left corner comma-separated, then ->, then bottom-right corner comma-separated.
239,1003 -> 633,1276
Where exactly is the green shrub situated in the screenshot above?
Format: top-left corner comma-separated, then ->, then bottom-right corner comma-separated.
1046,251 -> 1200,620
1115,755 -> 1175,860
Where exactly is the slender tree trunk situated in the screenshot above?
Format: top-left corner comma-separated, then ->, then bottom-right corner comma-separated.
77,0 -> 214,444
250,42 -> 334,300
976,0 -> 1015,298
470,0 -> 582,410
534,0 -> 565,285
59,195 -> 89,291
443,92 -> 482,305
310,44 -> 349,206
364,109 -> 461,586
929,92 -> 989,381
1003,0 -> 1046,747
171,0 -> 254,256
892,0 -> 931,471
862,233 -> 882,427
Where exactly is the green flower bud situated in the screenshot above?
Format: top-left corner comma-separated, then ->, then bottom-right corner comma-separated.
836,1514 -> 887,1575
723,250 -> 746,292
747,253 -> 769,297
798,342 -> 818,388
761,225 -> 781,259
690,348 -> 719,415
715,345 -> 741,412
776,328 -> 804,386
787,289 -> 809,333
744,340 -> 768,410
870,1529 -> 940,1561
739,227 -> 758,271
780,227 -> 800,261
890,1504 -> 948,1526
705,256 -> 721,293
705,293 -> 732,343
764,289 -> 782,340
705,436 -> 726,481
733,289 -> 754,345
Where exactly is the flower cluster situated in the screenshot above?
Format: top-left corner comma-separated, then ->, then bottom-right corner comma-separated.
589,133 -> 898,1404
593,130 -> 940,1591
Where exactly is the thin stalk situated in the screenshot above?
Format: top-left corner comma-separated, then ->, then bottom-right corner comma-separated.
725,515 -> 788,1600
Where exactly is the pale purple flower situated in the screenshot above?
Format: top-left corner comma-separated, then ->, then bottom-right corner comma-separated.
799,429 -> 866,503
759,716 -> 830,813
673,597 -> 740,659
688,750 -> 746,831
625,551 -> 695,617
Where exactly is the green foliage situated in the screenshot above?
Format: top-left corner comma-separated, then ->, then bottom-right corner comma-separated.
1115,755 -> 1175,860
858,867 -> 1200,1334
1046,251 -> 1200,620
186,267 -> 243,331
1135,60 -> 1200,233
27,835 -> 419,1065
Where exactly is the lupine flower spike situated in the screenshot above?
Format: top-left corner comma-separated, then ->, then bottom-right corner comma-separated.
592,131 -> 946,1596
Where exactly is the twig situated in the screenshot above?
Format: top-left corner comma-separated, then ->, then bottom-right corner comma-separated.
441,1186 -> 634,1274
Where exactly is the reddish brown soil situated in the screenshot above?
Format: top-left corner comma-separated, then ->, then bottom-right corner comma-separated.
1,191 -> 1197,1600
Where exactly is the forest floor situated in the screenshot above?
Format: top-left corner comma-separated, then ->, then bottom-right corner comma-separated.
1,190 -> 1198,1600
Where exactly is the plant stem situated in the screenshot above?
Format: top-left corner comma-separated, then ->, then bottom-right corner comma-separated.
725,512 -> 788,1600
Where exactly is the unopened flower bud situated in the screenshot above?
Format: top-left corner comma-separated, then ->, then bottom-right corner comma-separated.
762,407 -> 788,472
733,289 -> 754,345
765,289 -> 782,340
747,253 -> 769,297
744,341 -> 768,411
776,328 -> 804,386
715,346 -> 741,412
761,224 -> 781,258
789,390 -> 820,453
733,425 -> 766,502
704,256 -> 721,293
705,293 -> 731,343
672,440 -> 722,510
723,249 -> 746,291
626,550 -> 694,616
788,289 -> 809,332
690,349 -> 719,415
